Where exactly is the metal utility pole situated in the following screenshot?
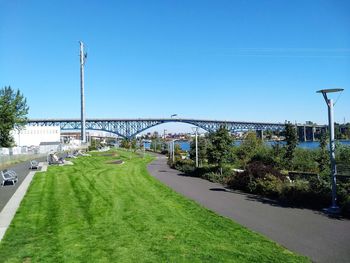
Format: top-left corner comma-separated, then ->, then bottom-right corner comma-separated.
172,140 -> 175,162
79,41 -> 87,143
317,88 -> 344,214
192,127 -> 199,167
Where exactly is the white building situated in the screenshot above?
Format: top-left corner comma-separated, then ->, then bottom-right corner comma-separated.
12,125 -> 61,147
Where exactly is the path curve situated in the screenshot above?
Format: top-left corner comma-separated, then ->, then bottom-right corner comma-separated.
147,154 -> 350,263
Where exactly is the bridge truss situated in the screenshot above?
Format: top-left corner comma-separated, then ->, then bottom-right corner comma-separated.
27,118 -> 290,139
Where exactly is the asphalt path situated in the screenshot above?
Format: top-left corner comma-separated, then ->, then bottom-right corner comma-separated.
0,157 -> 46,212
147,154 -> 350,263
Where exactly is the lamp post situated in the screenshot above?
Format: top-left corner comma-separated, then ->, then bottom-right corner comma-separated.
172,140 -> 175,162
171,139 -> 179,163
317,88 -> 344,214
192,127 -> 199,168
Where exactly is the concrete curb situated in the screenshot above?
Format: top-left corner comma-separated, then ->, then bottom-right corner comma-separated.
0,162 -> 48,242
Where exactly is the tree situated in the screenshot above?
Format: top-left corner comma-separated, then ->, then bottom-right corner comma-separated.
120,138 -> 130,149
284,122 -> 298,169
189,136 -> 208,166
237,132 -> 262,167
207,126 -> 233,174
271,142 -> 285,169
131,138 -> 138,152
150,138 -> 162,152
0,86 -> 29,147
283,122 -> 298,169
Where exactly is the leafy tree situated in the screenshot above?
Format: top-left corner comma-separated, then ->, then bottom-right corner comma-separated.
283,122 -> 298,169
89,138 -> 102,151
174,144 -> 182,160
150,139 -> 162,152
237,132 -> 262,167
293,148 -> 318,173
120,138 -> 130,149
131,138 -> 137,152
0,86 -> 29,147
271,142 -> 286,169
207,126 -> 233,174
189,136 -> 208,166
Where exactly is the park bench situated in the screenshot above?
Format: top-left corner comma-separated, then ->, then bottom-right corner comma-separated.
30,160 -> 39,169
288,171 -> 319,181
1,170 -> 18,186
47,152 -> 64,165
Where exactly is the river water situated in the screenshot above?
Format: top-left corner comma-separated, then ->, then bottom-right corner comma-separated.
145,140 -> 350,151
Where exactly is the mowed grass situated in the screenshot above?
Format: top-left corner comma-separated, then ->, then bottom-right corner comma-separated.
0,150 -> 309,262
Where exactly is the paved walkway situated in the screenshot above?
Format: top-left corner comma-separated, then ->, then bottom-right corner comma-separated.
0,160 -> 47,241
0,157 -> 46,211
147,155 -> 350,263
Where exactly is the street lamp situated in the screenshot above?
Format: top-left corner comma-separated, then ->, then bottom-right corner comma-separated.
317,88 -> 344,214
191,127 -> 199,168
171,139 -> 180,163
163,129 -> 167,140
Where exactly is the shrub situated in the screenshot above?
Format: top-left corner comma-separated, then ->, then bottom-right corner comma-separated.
280,180 -> 310,205
341,197 -> 350,217
250,146 -> 276,166
226,172 -> 251,192
203,170 -> 233,184
255,174 -> 284,198
227,161 -> 285,193
338,181 -> 350,216
175,162 -> 196,175
245,161 -> 285,180
171,159 -> 193,171
292,148 -> 318,173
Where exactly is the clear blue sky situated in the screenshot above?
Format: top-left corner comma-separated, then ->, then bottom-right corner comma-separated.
1,0 -> 349,131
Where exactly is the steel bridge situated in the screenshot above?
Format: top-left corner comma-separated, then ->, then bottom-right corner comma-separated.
27,118 -> 325,140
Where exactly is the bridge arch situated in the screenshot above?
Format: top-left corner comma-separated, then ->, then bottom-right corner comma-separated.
27,118 -> 289,139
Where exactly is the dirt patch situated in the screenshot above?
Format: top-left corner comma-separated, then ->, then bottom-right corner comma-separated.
108,160 -> 124,165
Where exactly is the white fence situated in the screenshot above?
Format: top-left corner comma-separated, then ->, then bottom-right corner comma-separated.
0,143 -> 89,169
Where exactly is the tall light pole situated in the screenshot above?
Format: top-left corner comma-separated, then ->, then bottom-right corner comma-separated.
79,41 -> 87,143
172,139 -> 178,163
192,127 -> 199,167
317,88 -> 344,214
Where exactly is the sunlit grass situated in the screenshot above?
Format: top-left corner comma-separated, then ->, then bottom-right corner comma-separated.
0,149 -> 309,262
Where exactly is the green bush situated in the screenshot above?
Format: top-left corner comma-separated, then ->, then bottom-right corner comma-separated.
175,159 -> 195,174
226,172 -> 251,192
203,170 -> 233,184
227,161 -> 285,193
281,180 -> 311,205
341,197 -> 350,217
338,181 -> 350,216
245,161 -> 285,180
255,174 -> 284,198
292,148 -> 319,173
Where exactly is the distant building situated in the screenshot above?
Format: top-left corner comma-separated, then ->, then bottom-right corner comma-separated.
12,125 -> 61,147
39,141 -> 61,153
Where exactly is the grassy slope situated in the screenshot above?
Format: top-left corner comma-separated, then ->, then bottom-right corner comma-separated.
0,150 -> 309,262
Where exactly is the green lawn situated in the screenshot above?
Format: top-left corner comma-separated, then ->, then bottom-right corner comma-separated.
0,150 -> 309,262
